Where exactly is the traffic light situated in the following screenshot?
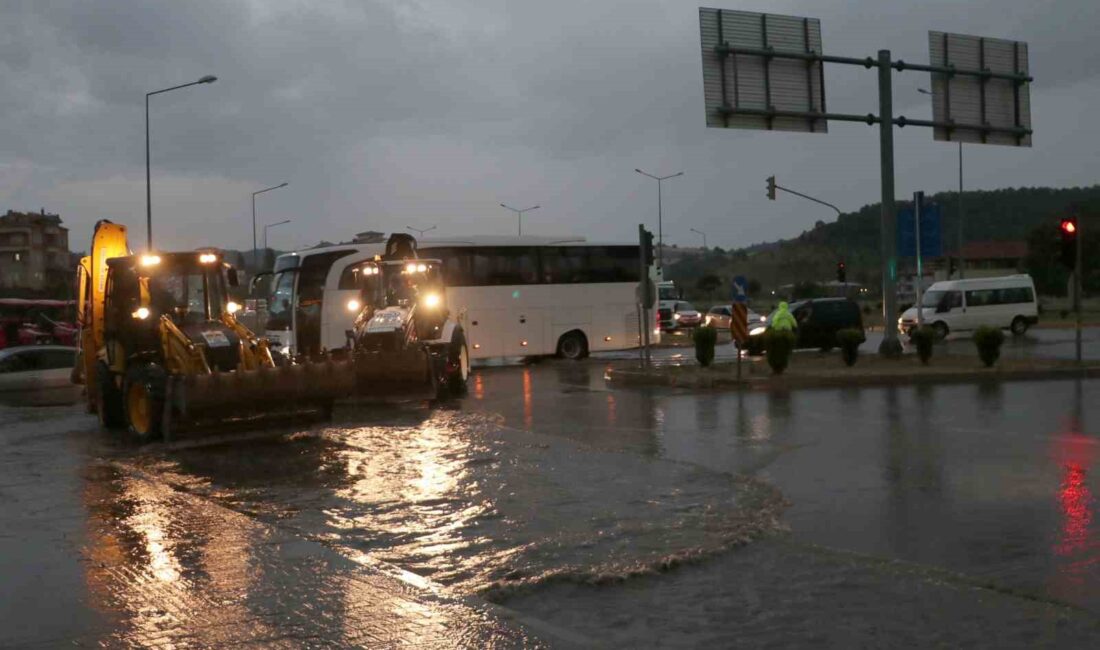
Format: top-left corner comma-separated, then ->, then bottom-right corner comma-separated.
766,176 -> 776,201
641,227 -> 655,266
1060,216 -> 1078,270
836,260 -> 847,283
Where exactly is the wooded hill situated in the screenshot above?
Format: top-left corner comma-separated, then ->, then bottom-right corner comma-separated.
667,185 -> 1100,294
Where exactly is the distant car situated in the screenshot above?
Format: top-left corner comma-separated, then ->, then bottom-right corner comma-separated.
704,305 -> 764,329
747,298 -> 865,353
665,301 -> 702,331
0,345 -> 81,406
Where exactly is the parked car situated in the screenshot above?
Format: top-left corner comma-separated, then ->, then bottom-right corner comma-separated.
898,274 -> 1038,339
0,345 -> 81,406
747,298 -> 865,353
705,305 -> 764,329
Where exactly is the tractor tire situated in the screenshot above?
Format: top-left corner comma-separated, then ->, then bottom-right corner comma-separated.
444,330 -> 469,397
123,363 -> 167,442
95,361 -> 126,429
557,331 -> 588,361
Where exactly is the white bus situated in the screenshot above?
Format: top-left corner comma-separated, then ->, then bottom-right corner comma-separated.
262,236 -> 657,361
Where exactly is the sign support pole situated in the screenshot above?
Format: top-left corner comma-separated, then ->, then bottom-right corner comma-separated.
638,224 -> 652,368
877,49 -> 903,357
1076,217 -> 1083,363
914,191 -> 925,328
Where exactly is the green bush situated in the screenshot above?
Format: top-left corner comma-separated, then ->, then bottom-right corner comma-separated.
836,328 -> 864,366
973,326 -> 1005,367
765,330 -> 796,374
910,327 -> 936,365
693,325 -> 718,367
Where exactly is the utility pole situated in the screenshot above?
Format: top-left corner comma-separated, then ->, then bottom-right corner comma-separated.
914,191 -> 925,327
635,168 -> 683,273
690,228 -> 707,249
500,203 -> 539,236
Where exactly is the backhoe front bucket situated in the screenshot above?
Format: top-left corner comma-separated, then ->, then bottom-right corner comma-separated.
171,358 -> 356,418
353,347 -> 438,397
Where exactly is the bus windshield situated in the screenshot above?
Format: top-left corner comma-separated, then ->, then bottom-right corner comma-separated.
267,271 -> 296,330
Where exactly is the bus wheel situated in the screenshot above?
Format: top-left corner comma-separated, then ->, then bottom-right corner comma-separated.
932,321 -> 949,340
557,331 -> 588,360
1010,316 -> 1029,336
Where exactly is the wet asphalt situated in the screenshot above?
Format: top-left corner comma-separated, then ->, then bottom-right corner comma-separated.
2,328 -> 1100,647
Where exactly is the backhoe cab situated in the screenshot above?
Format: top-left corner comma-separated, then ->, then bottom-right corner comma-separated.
347,233 -> 468,399
75,220 -> 352,440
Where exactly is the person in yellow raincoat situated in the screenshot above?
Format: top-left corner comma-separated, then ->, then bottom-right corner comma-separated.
770,301 -> 798,332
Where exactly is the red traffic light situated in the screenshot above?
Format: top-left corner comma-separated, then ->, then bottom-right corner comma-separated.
1061,218 -> 1077,235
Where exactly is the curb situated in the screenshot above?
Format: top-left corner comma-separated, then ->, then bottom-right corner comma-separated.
607,363 -> 1100,392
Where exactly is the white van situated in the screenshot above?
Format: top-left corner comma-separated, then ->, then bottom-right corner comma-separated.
898,274 -> 1038,339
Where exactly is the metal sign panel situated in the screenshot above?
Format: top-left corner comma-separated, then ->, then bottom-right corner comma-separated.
731,275 -> 749,303
928,31 -> 1031,146
898,203 -> 943,258
699,7 -> 826,133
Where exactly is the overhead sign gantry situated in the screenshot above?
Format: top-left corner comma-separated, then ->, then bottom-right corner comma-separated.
698,7 -> 1033,355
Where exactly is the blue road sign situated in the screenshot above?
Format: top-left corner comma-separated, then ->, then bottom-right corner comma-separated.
732,275 -> 749,303
898,203 -> 943,258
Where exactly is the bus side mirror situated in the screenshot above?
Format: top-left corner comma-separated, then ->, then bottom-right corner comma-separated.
227,267 -> 240,288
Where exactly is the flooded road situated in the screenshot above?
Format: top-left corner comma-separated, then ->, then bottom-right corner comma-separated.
3,352 -> 1100,647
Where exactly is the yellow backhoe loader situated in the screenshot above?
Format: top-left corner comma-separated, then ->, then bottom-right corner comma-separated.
73,220 -> 354,440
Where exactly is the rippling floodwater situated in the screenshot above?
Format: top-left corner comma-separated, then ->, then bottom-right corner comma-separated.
129,406 -> 787,598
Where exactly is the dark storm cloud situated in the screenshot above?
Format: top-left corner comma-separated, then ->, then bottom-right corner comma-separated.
1,0 -> 1097,251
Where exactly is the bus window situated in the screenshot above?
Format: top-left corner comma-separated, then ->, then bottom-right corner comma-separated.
588,246 -> 640,282
468,247 -> 539,286
540,247 -> 589,284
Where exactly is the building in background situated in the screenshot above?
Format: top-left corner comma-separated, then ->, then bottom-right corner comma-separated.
0,210 -> 70,292
954,241 -> 1028,277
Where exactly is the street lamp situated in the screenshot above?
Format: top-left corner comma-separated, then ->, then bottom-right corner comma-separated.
919,87 -> 965,278
500,203 -> 540,236
252,182 -> 288,269
690,228 -> 707,249
407,225 -> 437,238
263,219 -> 292,252
146,74 -> 217,250
635,168 -> 683,271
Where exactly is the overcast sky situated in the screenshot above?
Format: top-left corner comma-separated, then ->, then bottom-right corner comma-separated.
2,0 -> 1098,253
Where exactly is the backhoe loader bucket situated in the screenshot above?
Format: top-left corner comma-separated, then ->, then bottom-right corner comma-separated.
353,346 -> 438,398
171,358 -> 356,418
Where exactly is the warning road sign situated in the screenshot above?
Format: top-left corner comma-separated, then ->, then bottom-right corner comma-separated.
730,303 -> 749,344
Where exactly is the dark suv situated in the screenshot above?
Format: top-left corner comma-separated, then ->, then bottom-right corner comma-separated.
747,298 -> 865,353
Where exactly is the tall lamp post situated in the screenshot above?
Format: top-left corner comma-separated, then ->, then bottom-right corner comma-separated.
146,74 -> 217,250
690,227 -> 707,249
634,168 -> 683,272
252,182 -> 288,269
500,203 -> 539,236
407,225 -> 437,237
919,87 -> 965,278
263,219 -> 292,252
